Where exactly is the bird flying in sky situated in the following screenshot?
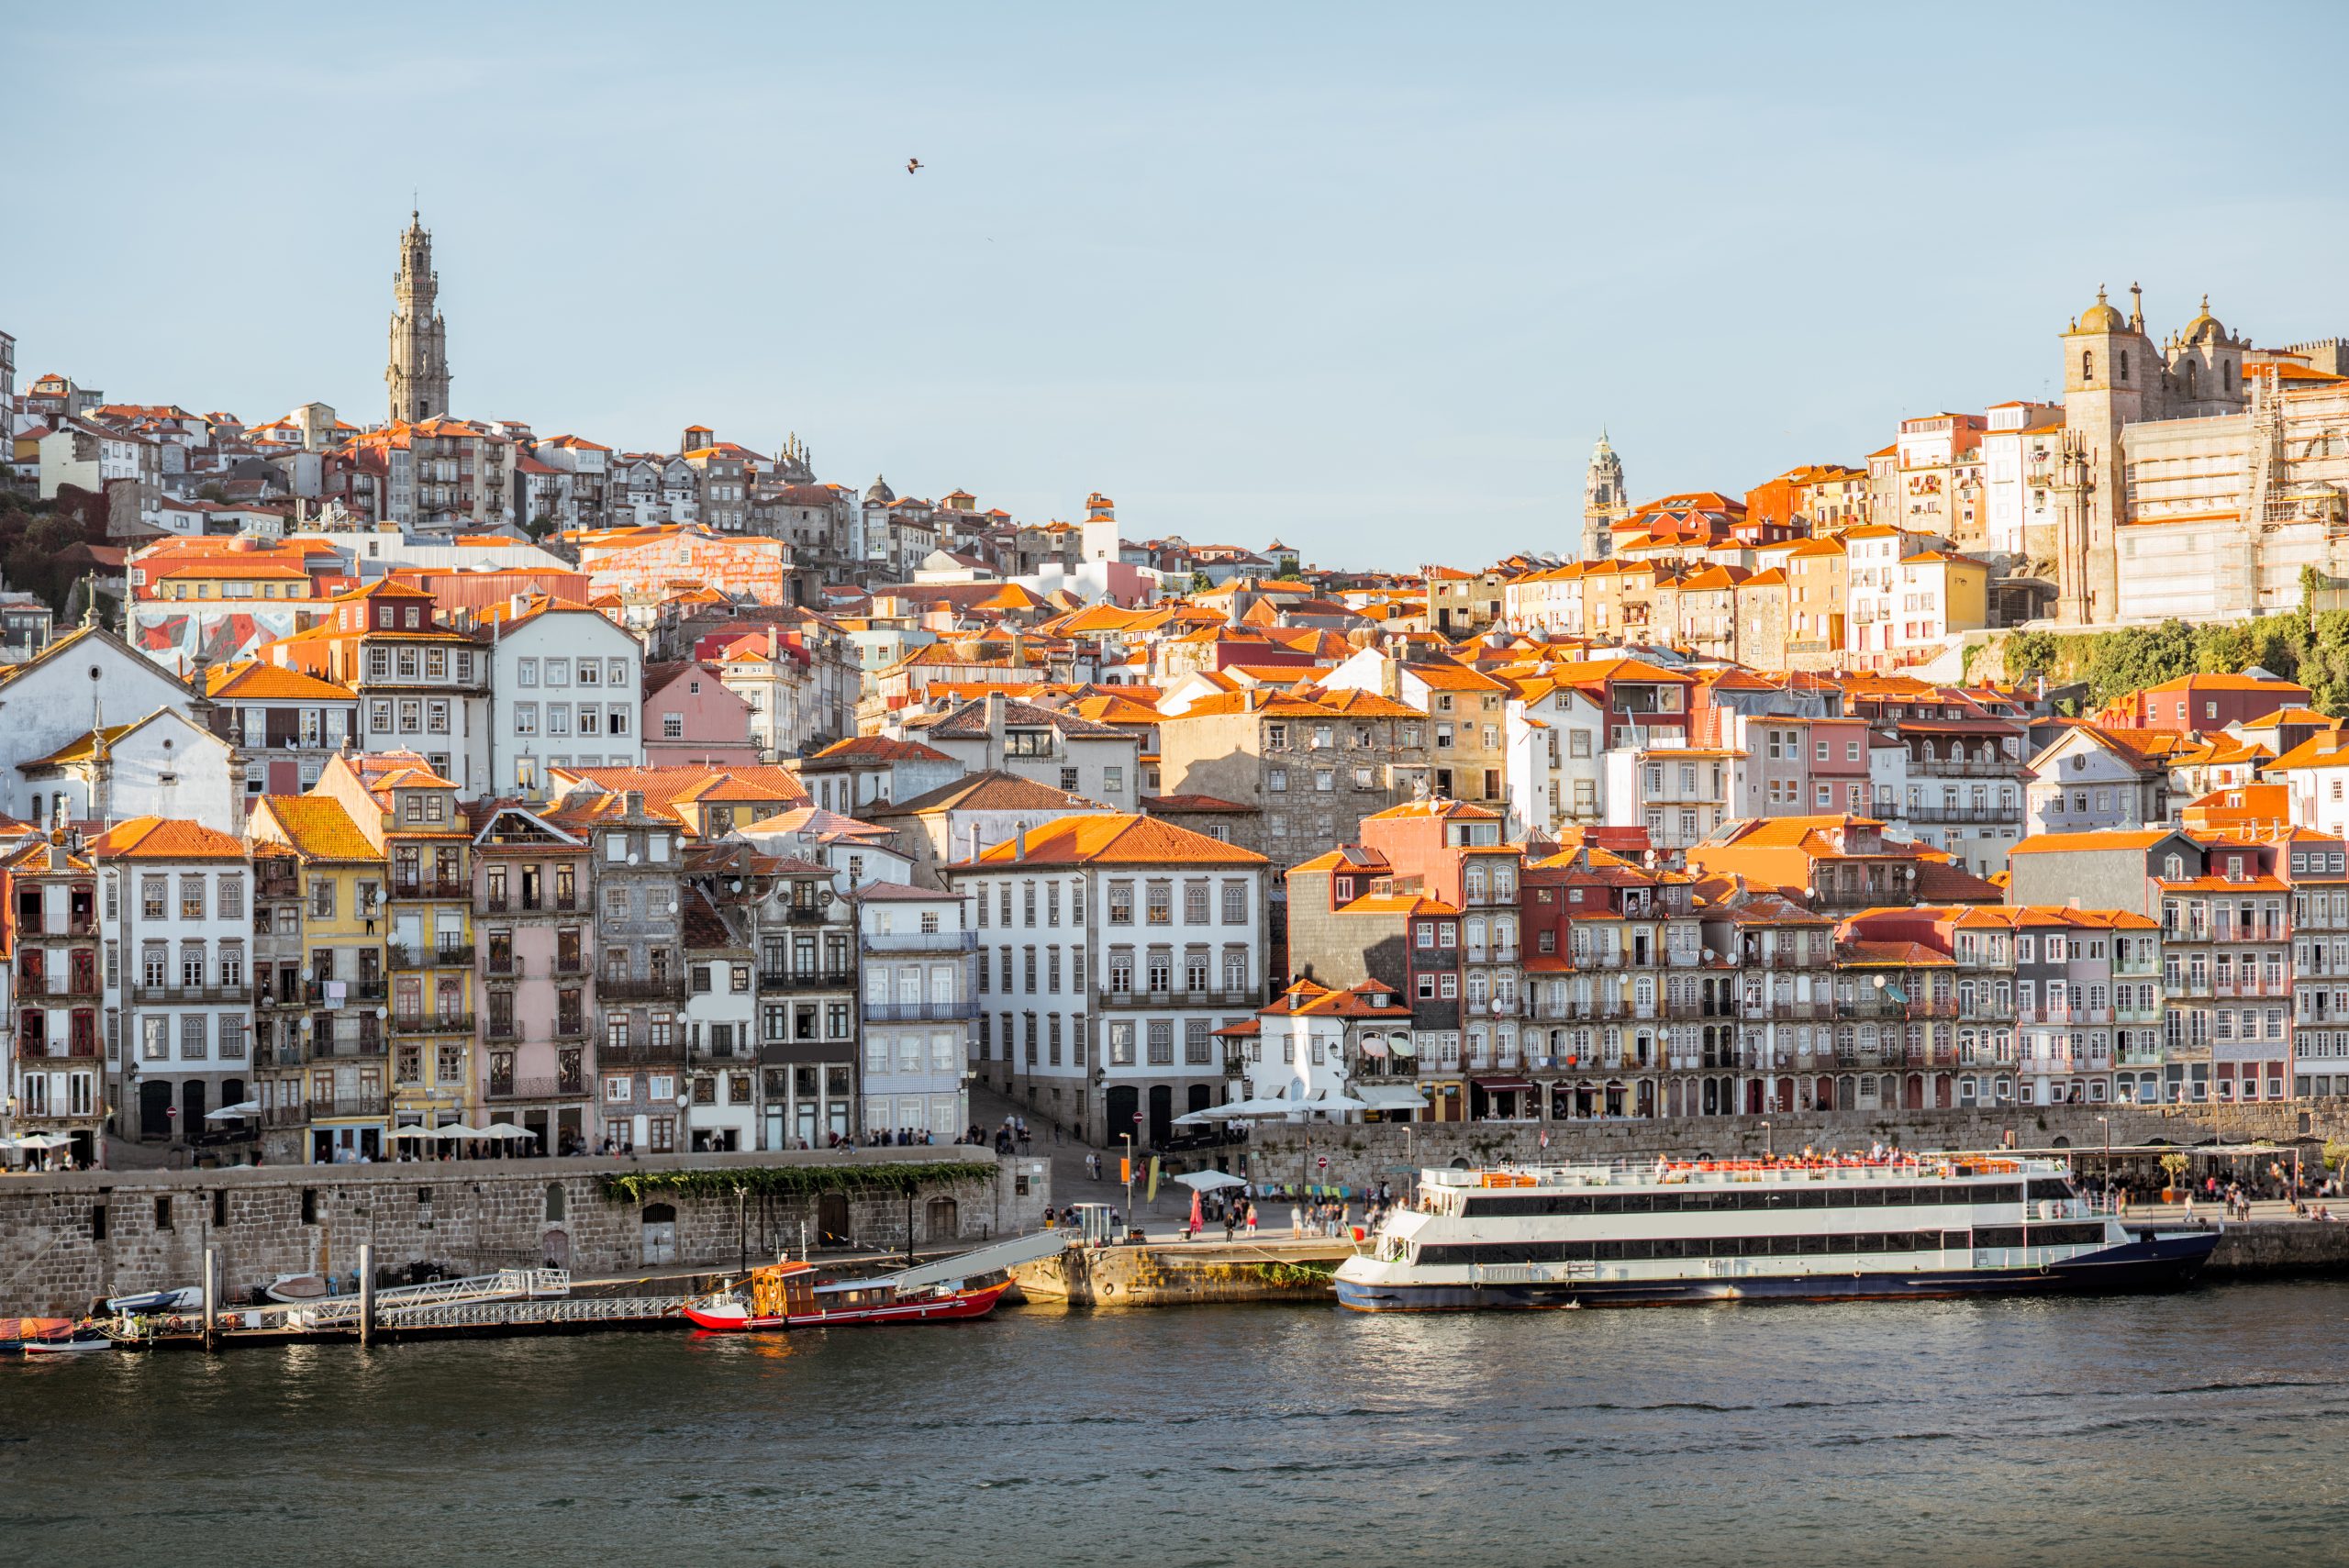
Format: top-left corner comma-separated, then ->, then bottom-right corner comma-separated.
907,157 -> 923,174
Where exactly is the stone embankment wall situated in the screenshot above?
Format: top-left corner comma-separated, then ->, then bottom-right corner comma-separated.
1242,1103 -> 2349,1195
1014,1240 -> 1342,1307
0,1150 -> 1051,1317
2209,1221 -> 2349,1275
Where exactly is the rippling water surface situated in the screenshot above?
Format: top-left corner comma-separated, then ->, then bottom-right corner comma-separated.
7,1282 -> 2348,1565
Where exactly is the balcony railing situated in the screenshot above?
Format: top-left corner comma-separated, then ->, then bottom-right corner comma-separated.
599,977 -> 685,1003
1096,986 -> 1257,1009
388,944 -> 474,969
306,1092 -> 389,1119
859,930 -> 977,953
861,1000 -> 974,1023
391,1012 -> 475,1035
1908,756 -> 2020,779
484,895 -> 582,916
487,1075 -> 584,1100
1902,804 -> 2020,824
18,917 -> 97,938
691,1040 -> 759,1062
758,968 -> 856,991
391,878 -> 471,900
599,1040 -> 686,1065
20,976 -> 102,1002
15,1041 -> 100,1061
308,1036 -> 389,1060
131,981 -> 250,1005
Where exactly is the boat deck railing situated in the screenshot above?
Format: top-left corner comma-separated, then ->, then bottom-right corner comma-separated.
1422,1154 -> 2072,1191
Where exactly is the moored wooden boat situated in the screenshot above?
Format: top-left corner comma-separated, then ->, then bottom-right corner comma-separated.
683,1261 -> 1011,1330
2,1317 -> 114,1356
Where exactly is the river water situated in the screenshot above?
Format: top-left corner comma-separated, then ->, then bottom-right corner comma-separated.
6,1281 -> 2347,1566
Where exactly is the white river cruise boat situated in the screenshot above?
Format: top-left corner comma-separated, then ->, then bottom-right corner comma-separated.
1335,1154 -> 2220,1311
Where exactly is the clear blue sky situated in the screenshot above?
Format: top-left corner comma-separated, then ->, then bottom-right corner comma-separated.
9,2 -> 2345,567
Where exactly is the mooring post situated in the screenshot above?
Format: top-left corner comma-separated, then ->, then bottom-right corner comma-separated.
201,1246 -> 218,1351
358,1241 -> 376,1347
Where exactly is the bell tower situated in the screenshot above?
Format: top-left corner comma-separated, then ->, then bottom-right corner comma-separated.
1580,430 -> 1628,562
385,211 -> 451,425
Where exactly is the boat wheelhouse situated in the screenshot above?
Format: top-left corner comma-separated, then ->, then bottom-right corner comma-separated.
1335,1154 -> 2217,1310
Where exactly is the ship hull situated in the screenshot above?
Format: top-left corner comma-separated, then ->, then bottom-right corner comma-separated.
1335,1231 -> 2219,1312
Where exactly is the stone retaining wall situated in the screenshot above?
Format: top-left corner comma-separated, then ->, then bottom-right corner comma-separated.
0,1150 -> 1052,1317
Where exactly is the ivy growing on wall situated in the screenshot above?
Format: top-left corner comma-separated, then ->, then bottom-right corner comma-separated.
597,1162 -> 997,1205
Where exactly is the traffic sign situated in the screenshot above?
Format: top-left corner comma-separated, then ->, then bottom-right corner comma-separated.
1316,1155 -> 1329,1172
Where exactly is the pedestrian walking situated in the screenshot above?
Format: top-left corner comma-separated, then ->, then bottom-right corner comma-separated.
1245,1201 -> 1258,1238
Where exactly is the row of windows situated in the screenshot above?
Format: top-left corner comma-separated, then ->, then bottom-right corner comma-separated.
364,645 -> 475,683
511,703 -> 632,738
513,657 -> 629,688
1416,1223 -> 2106,1267
1458,1179 -> 2064,1218
134,876 -> 245,922
974,878 -> 1254,929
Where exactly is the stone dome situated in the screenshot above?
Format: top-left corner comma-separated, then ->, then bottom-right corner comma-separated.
2074,285 -> 2126,334
2181,294 -> 2228,346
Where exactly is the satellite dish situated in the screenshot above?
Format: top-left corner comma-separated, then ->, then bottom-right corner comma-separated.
819,889 -> 835,906
728,879 -> 742,892
627,851 -> 640,865
374,1006 -> 389,1019
667,900 -> 679,914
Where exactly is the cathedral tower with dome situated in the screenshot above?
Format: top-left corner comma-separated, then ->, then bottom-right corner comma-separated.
2053,284 -> 2251,623
1580,430 -> 1628,562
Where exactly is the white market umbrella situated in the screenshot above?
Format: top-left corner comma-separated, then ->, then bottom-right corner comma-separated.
1307,1089 -> 1370,1113
20,1133 -> 72,1149
483,1122 -> 534,1141
205,1101 -> 261,1121
1174,1170 -> 1248,1193
437,1124 -> 489,1139
1223,1097 -> 1309,1119
390,1126 -> 441,1141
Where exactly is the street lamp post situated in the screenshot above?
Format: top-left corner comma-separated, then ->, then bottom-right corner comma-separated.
2097,1116 -> 2110,1212
1761,1119 -> 1773,1160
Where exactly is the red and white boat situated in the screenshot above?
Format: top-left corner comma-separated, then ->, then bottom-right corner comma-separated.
681,1230 -> 1062,1333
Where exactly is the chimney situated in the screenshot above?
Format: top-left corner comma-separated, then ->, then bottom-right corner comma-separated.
625,789 -> 645,818
1013,825 -> 1028,862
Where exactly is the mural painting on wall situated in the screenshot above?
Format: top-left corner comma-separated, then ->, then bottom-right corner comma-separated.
133,606 -> 303,669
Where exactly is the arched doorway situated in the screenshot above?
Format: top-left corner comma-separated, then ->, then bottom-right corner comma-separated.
925,1196 -> 959,1240
542,1228 -> 570,1268
1106,1085 -> 1139,1147
1815,1076 -> 1835,1111
180,1078 -> 207,1135
640,1202 -> 677,1266
1186,1084 -> 1211,1115
139,1079 -> 173,1140
1147,1085 -> 1174,1148
218,1077 -> 246,1112
817,1191 -> 851,1246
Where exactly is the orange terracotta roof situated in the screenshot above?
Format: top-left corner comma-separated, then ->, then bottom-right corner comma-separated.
255,795 -> 379,862
87,816 -> 246,861
954,814 -> 1267,868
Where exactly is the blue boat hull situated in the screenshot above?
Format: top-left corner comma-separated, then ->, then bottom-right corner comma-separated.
1333,1232 -> 2221,1311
